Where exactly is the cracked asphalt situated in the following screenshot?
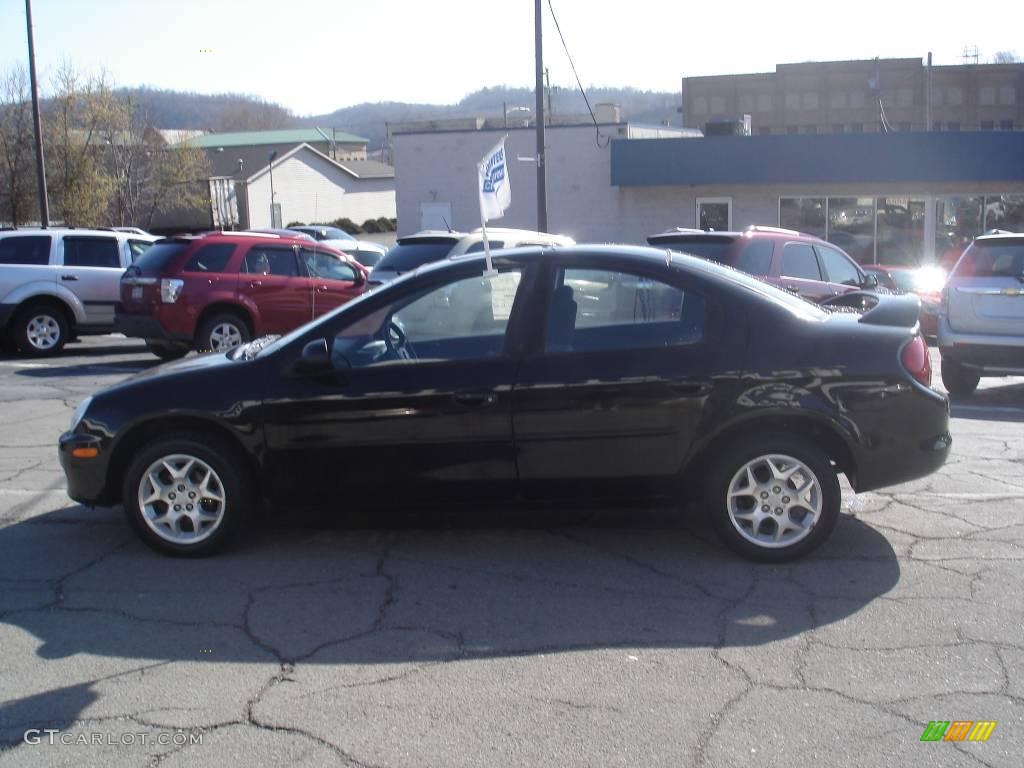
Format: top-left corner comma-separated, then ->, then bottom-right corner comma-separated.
0,336 -> 1022,767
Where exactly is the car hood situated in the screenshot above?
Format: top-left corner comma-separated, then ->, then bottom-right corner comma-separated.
102,350 -> 240,393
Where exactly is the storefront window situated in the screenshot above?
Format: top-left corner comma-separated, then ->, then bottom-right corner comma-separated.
876,197 -> 925,266
826,197 -> 874,264
983,194 -> 1024,233
779,197 -> 826,238
935,196 -> 983,269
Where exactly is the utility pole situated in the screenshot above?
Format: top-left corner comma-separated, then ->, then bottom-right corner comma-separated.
925,51 -> 933,131
534,0 -> 548,232
25,0 -> 49,227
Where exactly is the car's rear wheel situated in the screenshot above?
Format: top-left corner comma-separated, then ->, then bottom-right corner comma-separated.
14,302 -> 69,356
940,357 -> 980,397
146,341 -> 189,361
196,313 -> 250,354
705,434 -> 840,562
122,432 -> 248,557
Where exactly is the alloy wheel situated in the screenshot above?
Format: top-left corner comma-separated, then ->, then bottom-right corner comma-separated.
726,453 -> 823,548
137,454 -> 226,545
208,322 -> 243,352
26,314 -> 61,351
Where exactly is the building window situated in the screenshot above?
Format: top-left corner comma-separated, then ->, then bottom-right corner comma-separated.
979,86 -> 996,106
757,126 -> 772,135
785,93 -> 800,110
849,91 -> 866,108
850,122 -> 863,133
756,93 -> 773,112
876,197 -> 926,267
946,87 -> 963,106
897,87 -> 914,107
693,96 -> 708,115
710,95 -> 726,113
999,86 -> 1016,105
931,88 -> 944,107
828,197 -> 875,264
786,125 -> 799,135
739,93 -> 754,112
780,197 -> 826,238
830,92 -> 847,109
802,92 -> 819,110
981,120 -> 995,130
1001,119 -> 1015,130
947,121 -> 960,131
932,121 -> 943,131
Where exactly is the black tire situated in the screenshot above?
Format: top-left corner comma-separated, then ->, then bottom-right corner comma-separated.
146,341 -> 189,361
195,312 -> 250,354
13,301 -> 69,357
122,432 -> 249,557
940,356 -> 980,397
704,433 -> 841,562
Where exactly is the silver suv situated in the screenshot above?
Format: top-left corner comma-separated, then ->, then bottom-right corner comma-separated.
0,228 -> 158,356
938,232 -> 1024,395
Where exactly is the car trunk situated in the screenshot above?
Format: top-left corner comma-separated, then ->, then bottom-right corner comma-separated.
118,241 -> 188,315
947,240 -> 1024,336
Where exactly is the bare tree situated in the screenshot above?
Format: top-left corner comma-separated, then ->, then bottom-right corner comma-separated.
217,96 -> 293,131
0,66 -> 37,226
991,51 -> 1020,63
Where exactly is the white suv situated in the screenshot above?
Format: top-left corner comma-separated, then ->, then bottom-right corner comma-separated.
368,228 -> 575,286
938,231 -> 1024,395
0,228 -> 158,355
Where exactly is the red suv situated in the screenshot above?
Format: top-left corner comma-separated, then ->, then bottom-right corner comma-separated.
647,226 -> 878,302
115,232 -> 368,359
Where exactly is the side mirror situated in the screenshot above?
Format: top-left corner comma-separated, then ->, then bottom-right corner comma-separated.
862,272 -> 879,289
291,338 -> 332,375
352,271 -> 366,286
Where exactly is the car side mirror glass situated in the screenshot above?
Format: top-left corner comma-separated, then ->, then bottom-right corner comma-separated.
352,271 -> 366,286
862,273 -> 879,289
292,338 -> 332,375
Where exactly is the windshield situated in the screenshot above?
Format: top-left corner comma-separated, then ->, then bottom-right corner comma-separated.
295,226 -> 356,242
375,240 -> 457,272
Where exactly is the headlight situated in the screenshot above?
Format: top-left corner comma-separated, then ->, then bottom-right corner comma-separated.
69,396 -> 93,431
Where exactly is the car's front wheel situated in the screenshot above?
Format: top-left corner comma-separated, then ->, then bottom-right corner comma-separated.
705,434 -> 840,562
122,432 -> 248,556
940,357 -> 980,397
14,302 -> 69,356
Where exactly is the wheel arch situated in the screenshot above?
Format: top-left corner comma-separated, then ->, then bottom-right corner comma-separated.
11,292 -> 79,331
684,412 -> 858,490
194,303 -> 255,342
106,415 -> 265,513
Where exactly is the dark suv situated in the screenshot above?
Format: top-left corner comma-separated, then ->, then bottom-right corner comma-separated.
115,232 -> 368,359
647,226 -> 878,302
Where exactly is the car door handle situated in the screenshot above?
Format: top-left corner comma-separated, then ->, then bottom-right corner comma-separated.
784,285 -> 800,294
248,280 -> 263,288
668,381 -> 712,396
316,285 -> 329,292
452,393 -> 497,407
61,274 -> 79,281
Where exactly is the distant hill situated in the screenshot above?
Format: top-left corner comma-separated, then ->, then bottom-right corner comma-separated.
111,85 -> 681,151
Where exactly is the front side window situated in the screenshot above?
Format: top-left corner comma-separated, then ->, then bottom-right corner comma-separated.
0,235 -> 51,265
781,243 -> 822,281
63,237 -> 120,268
301,248 -> 358,282
545,268 -> 705,353
244,247 -> 298,277
333,269 -> 525,367
816,245 -> 862,286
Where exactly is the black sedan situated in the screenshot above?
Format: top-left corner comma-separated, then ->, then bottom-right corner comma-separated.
59,246 -> 951,561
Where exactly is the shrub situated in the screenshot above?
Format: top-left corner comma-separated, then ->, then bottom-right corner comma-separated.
361,218 -> 381,233
285,221 -> 306,227
329,217 -> 362,234
376,216 -> 395,232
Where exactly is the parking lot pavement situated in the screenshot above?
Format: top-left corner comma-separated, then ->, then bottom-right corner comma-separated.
0,337 -> 1022,767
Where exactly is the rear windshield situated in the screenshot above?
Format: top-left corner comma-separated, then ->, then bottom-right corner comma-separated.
648,235 -> 736,264
375,240 -> 457,272
955,239 -> 1024,278
133,242 -> 188,272
353,249 -> 383,267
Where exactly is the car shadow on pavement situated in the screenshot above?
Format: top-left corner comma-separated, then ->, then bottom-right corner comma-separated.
14,359 -> 162,378
0,342 -> 150,362
948,381 -> 1024,422
0,504 -> 899,744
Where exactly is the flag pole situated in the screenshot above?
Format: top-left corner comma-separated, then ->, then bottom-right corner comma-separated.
477,161 -> 497,277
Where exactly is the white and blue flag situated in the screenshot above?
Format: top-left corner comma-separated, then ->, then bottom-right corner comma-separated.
478,137 -> 511,222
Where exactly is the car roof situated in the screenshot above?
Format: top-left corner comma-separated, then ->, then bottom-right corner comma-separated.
647,225 -> 821,244
0,227 -> 158,241
398,228 -> 574,244
973,231 -> 1023,243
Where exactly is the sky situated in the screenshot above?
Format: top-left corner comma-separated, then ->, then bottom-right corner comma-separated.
2,0 -> 1022,117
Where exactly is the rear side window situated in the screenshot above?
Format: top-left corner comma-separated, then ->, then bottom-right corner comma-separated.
815,245 -> 862,286
244,247 -> 298,277
376,240 -> 457,272
464,241 -> 505,253
0,235 -> 51,265
955,241 -> 1024,278
781,243 -> 822,280
736,240 -> 774,275
133,242 -> 188,272
183,243 -> 235,273
62,237 -> 120,268
128,239 -> 153,262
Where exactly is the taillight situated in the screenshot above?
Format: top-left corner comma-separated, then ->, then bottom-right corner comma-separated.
900,335 -> 931,387
161,278 -> 184,303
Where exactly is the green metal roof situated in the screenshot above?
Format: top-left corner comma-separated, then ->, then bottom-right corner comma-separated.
193,128 -> 368,148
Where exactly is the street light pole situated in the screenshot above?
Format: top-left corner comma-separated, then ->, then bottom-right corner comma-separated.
25,0 -> 49,227
268,150 -> 277,227
534,0 -> 548,233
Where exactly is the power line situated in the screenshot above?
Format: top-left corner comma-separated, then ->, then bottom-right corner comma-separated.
546,0 -> 609,147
